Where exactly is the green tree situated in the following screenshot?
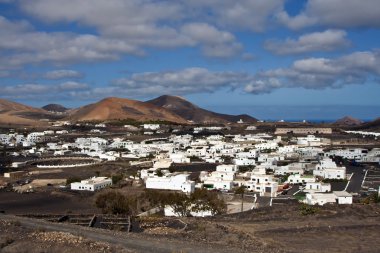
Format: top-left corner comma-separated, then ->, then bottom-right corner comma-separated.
95,191 -> 136,215
112,174 -> 124,184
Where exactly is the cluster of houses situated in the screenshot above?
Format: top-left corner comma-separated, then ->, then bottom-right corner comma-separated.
3,124 -> 380,208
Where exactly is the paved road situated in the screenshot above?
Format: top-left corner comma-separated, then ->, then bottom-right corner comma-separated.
0,214 -> 237,253
346,165 -> 366,193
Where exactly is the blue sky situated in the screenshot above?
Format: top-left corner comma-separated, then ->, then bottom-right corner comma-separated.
1,0 -> 380,120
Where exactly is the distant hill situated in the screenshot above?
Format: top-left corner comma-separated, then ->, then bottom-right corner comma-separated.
0,99 -> 53,126
146,95 -> 257,124
334,116 -> 363,126
350,117 -> 380,132
66,97 -> 188,123
42,104 -> 68,113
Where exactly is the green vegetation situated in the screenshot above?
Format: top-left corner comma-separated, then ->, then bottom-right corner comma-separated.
278,173 -> 290,183
239,165 -> 255,173
95,191 -> 137,215
155,169 -> 164,177
361,193 -> 380,204
299,204 -> 319,215
111,174 -> 124,184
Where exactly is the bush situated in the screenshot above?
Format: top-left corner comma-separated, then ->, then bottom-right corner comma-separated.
111,174 -> 124,184
299,204 -> 319,215
95,191 -> 136,215
361,193 -> 380,204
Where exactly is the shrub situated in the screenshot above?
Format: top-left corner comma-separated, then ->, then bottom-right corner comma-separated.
111,174 -> 124,184
95,191 -> 136,215
299,204 -> 319,215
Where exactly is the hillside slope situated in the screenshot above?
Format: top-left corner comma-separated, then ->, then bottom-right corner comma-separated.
0,99 -> 53,126
66,97 -> 188,123
146,95 -> 257,124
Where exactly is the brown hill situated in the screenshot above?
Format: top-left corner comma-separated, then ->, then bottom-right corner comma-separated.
350,117 -> 380,131
66,97 -> 188,123
334,116 -> 363,126
42,104 -> 68,113
0,99 -> 54,126
146,95 -> 257,124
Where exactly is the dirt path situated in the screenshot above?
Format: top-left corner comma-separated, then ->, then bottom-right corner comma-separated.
0,214 -> 237,253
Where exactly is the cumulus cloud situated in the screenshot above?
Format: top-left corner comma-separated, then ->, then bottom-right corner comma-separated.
72,51 -> 380,99
264,29 -> 349,55
111,67 -> 251,95
3,50 -> 380,100
15,0 -> 255,61
44,70 -> 83,79
0,16 -> 141,69
247,50 -> 380,93
277,0 -> 380,30
0,81 -> 90,100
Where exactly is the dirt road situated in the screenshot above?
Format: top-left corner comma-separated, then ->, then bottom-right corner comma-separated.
0,214 -> 237,253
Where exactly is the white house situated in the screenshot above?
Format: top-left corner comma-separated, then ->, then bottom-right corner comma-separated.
169,153 -> 190,163
233,158 -> 256,166
143,124 -> 160,130
304,182 -> 331,193
313,158 -> 346,179
145,174 -> 195,194
297,135 -> 324,147
305,191 -> 353,205
71,177 -> 112,191
287,174 -> 316,184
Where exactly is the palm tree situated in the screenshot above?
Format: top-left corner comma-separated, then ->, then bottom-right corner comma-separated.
235,185 -> 246,213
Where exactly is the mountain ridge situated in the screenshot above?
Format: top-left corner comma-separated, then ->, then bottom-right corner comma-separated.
146,95 -> 257,124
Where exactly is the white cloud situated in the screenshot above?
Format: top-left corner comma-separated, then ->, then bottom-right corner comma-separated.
278,0 -> 380,29
112,67 -> 251,94
247,50 -> 380,93
0,16 -> 141,69
44,70 -> 83,79
16,0 -> 252,60
264,29 -> 349,55
0,81 -> 90,100
3,50 -> 380,101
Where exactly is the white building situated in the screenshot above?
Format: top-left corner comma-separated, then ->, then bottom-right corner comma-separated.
325,148 -> 368,160
313,158 -> 346,179
274,165 -> 304,176
143,124 -> 160,130
145,174 -> 195,194
238,174 -> 278,197
71,177 -> 112,191
305,191 -> 352,205
304,182 -> 331,193
287,174 -> 316,184
297,135 -> 324,147
233,158 -> 256,166
169,153 -> 190,163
